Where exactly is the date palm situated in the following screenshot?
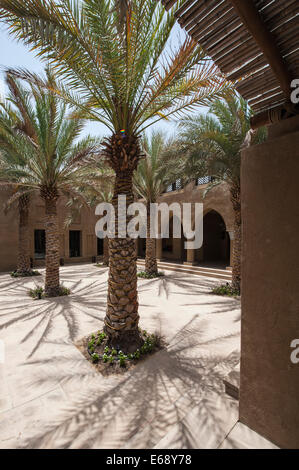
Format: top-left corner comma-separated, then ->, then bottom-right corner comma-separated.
0,111 -> 33,275
0,73 -> 45,275
0,70 -> 100,296
134,132 -> 178,275
0,0 -> 230,348
177,93 -> 267,294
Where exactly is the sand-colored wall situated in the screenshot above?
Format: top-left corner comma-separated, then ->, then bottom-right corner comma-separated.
0,191 -> 99,272
240,115 -> 299,448
156,181 -> 234,262
0,180 -> 234,272
0,189 -> 19,272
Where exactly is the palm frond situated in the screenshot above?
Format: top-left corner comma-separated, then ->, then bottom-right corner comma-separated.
0,0 -> 233,135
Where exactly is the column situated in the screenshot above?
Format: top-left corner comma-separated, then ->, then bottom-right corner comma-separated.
184,248 -> 196,266
156,238 -> 162,261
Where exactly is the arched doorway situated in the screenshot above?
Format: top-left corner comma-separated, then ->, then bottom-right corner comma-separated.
201,210 -> 230,266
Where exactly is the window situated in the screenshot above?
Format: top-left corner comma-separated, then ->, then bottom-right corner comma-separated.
166,183 -> 174,193
69,230 -> 81,258
34,229 -> 46,259
175,179 -> 182,190
165,179 -> 182,193
195,176 -> 216,186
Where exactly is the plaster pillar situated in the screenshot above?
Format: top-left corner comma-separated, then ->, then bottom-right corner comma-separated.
228,230 -> 234,268
184,248 -> 196,266
156,238 -> 162,261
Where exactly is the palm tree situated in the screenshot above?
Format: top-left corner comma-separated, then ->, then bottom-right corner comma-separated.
0,0 -> 230,348
0,77 -> 37,275
0,70 -> 100,296
1,188 -> 33,276
133,132 -> 178,275
177,92 -> 267,294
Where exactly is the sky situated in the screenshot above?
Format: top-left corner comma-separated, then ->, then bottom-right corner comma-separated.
0,20 -> 206,140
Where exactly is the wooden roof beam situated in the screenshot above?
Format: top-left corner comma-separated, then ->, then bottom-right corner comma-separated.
228,0 -> 293,99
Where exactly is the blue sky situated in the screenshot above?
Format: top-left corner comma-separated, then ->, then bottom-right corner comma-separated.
0,21 -> 205,140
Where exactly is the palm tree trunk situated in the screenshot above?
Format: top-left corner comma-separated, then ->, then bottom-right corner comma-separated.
103,237 -> 109,266
44,197 -> 60,297
16,195 -> 31,274
104,169 -> 141,351
230,184 -> 241,294
145,202 -> 158,275
103,132 -> 143,352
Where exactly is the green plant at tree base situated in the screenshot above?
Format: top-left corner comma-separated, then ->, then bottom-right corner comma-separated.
29,286 -> 44,299
29,284 -> 70,299
87,329 -> 159,367
137,271 -> 164,279
108,355 -> 114,364
119,355 -> 126,367
102,354 -> 108,363
211,283 -> 240,298
91,353 -> 99,363
11,270 -> 41,278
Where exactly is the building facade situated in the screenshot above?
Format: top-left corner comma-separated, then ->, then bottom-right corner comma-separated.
0,189 -> 101,272
0,179 -> 234,272
138,178 -> 234,268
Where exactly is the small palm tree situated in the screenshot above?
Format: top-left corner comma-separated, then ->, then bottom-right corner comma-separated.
0,0 -> 230,348
133,132 -> 178,275
0,70 -> 100,296
177,92 -> 267,293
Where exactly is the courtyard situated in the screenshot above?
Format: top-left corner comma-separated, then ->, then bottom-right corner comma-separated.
0,264 -> 277,449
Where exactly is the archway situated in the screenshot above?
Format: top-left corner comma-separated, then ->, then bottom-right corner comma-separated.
200,210 -> 230,266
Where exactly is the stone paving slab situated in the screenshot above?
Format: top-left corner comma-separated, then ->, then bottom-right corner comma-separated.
219,422 -> 279,449
0,264 -> 243,449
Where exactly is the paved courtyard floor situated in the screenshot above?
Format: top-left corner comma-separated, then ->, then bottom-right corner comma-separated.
0,264 -> 276,449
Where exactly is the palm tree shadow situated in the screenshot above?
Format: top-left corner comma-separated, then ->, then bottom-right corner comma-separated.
20,315 -> 240,449
139,272 -> 223,300
0,271 -> 108,358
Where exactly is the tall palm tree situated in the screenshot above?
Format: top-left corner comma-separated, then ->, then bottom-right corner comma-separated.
177,93 -> 267,294
0,186 -> 33,276
0,77 -> 37,275
0,0 -> 230,348
0,70 -> 100,296
133,131 -> 178,275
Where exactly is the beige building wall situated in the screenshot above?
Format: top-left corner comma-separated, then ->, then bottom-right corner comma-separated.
0,191 -> 99,272
147,180 -> 234,266
0,179 -> 234,272
0,189 -> 19,272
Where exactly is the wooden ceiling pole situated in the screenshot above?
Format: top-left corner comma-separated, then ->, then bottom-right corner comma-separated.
228,0 -> 293,99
